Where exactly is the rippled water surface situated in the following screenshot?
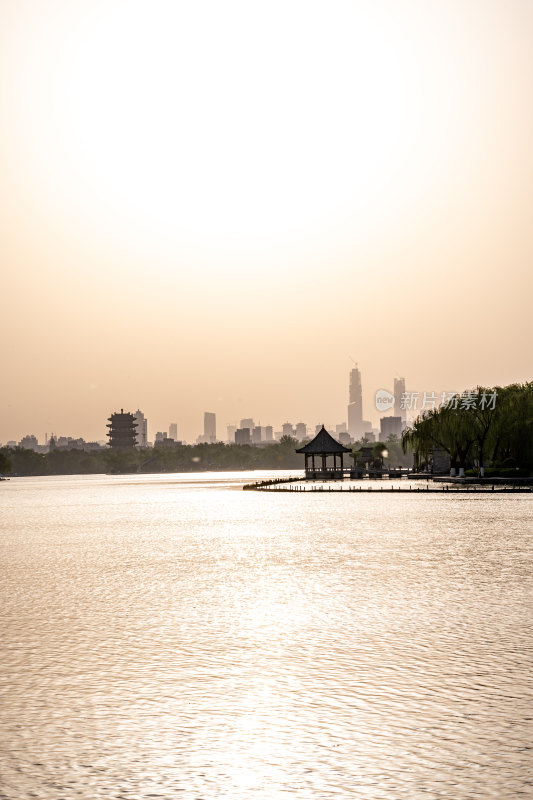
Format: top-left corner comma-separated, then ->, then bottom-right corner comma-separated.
1,472 -> 532,799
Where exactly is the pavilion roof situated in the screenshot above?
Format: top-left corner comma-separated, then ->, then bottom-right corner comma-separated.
295,426 -> 351,454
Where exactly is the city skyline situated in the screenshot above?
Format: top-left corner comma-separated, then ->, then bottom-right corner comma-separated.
3,364 -> 510,448
2,362 -> 411,445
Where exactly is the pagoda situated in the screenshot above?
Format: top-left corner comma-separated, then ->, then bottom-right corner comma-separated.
107,409 -> 138,449
296,425 -> 351,480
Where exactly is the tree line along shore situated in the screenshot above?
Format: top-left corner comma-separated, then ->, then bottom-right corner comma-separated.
0,436 -> 313,477
0,433 -> 412,478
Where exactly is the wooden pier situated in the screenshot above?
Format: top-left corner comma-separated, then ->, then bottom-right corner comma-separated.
243,478 -> 532,494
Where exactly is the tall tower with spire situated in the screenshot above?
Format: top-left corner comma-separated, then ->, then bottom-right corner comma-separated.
347,366 -> 363,440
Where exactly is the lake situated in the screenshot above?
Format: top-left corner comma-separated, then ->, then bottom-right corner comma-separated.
1,472 -> 531,799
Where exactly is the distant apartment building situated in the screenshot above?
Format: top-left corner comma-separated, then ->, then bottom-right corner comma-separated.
227,425 -> 236,444
57,437 -> 86,449
83,441 -> 104,451
264,426 -> 274,442
134,409 -> 148,447
235,427 -> 251,445
252,426 -> 262,444
204,412 -> 216,443
282,422 -> 294,438
294,422 -> 307,441
240,418 -> 254,431
19,434 -> 39,451
380,416 -> 403,440
348,366 -> 364,440
169,422 -> 177,441
338,431 -> 352,446
336,423 -> 347,435
155,436 -> 175,448
394,378 -> 406,422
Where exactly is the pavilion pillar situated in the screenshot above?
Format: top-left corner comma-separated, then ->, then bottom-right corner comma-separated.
322,453 -> 326,473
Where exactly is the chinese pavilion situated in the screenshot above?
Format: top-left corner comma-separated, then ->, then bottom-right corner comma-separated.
107,409 -> 138,449
296,425 -> 351,480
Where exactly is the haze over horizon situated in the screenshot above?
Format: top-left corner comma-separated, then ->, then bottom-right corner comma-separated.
2,0 -> 532,444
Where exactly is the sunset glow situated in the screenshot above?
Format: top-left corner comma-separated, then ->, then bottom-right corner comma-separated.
1,0 -> 532,441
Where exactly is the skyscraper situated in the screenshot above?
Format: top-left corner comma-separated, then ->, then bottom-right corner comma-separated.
347,367 -> 363,440
394,377 -> 406,422
204,412 -> 216,443
235,428 -> 251,445
295,422 -> 307,441
227,424 -> 236,443
169,422 -> 177,440
380,416 -> 403,440
134,409 -> 147,447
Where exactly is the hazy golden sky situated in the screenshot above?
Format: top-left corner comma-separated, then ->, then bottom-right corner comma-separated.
1,0 -> 532,443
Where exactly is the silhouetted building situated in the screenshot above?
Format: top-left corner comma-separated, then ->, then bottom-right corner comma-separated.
227,425 -> 236,443
380,416 -> 402,440
394,378 -> 406,422
155,431 -> 168,443
155,437 -> 176,448
56,437 -> 86,449
19,434 -> 39,451
282,422 -> 294,438
264,426 -> 274,442
348,367 -> 364,440
134,409 -> 148,447
204,412 -> 216,443
295,422 -> 307,440
431,446 -> 451,474
240,418 -> 254,431
252,426 -> 262,444
169,422 -> 177,440
338,431 -> 352,446
107,409 -> 137,449
235,427 -> 251,445
296,426 -> 351,480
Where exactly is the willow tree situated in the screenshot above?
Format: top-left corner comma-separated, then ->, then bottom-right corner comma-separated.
402,403 -> 475,476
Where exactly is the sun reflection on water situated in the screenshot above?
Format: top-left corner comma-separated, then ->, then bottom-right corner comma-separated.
0,473 -> 531,799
